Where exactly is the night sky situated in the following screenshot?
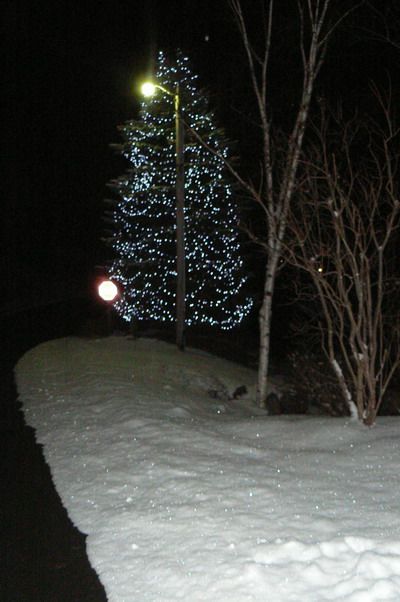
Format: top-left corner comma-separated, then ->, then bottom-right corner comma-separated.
3,0 -> 399,322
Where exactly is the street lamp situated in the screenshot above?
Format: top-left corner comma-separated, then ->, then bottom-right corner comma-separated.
97,279 -> 119,335
98,279 -> 119,302
141,81 -> 186,351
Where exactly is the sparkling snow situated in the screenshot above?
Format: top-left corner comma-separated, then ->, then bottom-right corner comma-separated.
15,336 -> 400,601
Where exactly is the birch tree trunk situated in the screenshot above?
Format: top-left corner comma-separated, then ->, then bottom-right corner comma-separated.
257,253 -> 279,406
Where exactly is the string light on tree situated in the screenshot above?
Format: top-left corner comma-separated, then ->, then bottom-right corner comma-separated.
104,50 -> 252,329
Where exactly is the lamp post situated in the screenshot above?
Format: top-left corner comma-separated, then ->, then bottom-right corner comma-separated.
141,82 -> 186,351
97,279 -> 119,335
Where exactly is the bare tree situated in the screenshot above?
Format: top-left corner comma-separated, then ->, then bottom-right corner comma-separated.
225,1 -> 359,407
185,1 -> 360,407
287,91 -> 400,425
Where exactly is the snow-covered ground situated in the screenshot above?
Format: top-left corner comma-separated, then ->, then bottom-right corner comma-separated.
15,336 -> 400,601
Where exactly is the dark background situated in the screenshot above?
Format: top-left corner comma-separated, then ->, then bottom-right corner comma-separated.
2,0 -> 399,336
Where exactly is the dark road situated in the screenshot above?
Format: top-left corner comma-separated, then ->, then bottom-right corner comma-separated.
1,302 -> 108,602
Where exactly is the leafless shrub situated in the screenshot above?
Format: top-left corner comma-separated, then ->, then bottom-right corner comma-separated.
286,88 -> 400,425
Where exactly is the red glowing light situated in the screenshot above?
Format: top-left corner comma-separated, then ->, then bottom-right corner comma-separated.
98,280 -> 118,302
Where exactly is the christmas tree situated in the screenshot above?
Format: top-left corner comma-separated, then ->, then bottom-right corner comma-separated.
105,50 -> 252,329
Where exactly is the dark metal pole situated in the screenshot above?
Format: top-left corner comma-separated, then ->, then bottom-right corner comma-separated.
175,85 -> 186,350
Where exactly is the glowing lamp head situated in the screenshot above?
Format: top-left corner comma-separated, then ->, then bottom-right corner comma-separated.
98,280 -> 118,302
141,82 -> 157,97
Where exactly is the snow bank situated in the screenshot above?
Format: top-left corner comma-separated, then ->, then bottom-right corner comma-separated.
15,337 -> 400,601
